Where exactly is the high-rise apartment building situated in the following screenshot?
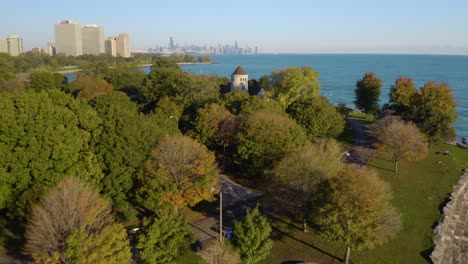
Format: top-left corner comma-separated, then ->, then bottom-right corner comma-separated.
0,38 -> 7,53
55,20 -> 82,56
45,41 -> 56,56
105,37 -> 117,57
115,33 -> 130,58
6,35 -> 23,56
82,24 -> 104,55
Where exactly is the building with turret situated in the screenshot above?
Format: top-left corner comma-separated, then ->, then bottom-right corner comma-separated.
222,66 -> 264,97
230,66 -> 248,92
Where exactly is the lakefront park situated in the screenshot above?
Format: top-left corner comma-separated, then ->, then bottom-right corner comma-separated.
0,51 -> 467,264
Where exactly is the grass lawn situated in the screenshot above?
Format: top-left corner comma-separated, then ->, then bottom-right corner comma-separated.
262,143 -> 467,263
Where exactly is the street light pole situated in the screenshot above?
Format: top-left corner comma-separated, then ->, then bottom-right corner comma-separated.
211,186 -> 223,243
219,191 -> 223,243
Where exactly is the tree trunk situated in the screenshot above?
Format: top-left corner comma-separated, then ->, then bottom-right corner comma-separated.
303,218 -> 308,233
344,245 -> 351,264
394,158 -> 398,174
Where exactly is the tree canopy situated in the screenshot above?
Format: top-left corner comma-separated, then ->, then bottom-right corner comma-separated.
24,177 -> 131,264
287,96 -> 345,138
236,110 -> 307,175
373,116 -> 428,173
136,209 -> 194,264
136,135 -> 218,212
273,140 -> 343,231
354,72 -> 382,114
89,92 -> 178,215
232,207 -> 272,264
263,67 -> 320,107
310,165 -> 400,264
0,90 -> 102,224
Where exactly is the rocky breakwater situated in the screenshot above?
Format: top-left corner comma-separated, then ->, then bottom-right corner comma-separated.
431,169 -> 468,264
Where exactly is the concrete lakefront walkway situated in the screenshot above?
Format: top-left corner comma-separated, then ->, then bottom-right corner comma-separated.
431,169 -> 468,264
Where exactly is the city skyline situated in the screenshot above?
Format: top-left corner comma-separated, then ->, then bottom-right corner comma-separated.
1,0 -> 468,55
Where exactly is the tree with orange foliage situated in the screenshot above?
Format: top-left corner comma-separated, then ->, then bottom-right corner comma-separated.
136,135 -> 218,212
71,75 -> 114,101
373,116 -> 428,173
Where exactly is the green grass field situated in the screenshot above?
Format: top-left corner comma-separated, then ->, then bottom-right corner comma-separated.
261,143 -> 467,263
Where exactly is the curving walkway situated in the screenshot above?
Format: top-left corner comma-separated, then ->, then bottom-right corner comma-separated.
431,169 -> 468,264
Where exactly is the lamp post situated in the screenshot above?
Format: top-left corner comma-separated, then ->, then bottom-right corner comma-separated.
169,115 -> 179,127
211,186 -> 223,243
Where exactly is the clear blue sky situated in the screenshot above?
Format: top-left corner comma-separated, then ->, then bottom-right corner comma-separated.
2,0 -> 468,54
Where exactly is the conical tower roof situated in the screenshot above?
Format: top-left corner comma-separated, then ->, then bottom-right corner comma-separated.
232,65 -> 247,75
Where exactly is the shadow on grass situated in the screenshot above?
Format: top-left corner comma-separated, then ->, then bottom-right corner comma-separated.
420,247 -> 433,263
270,224 -> 342,263
367,163 -> 395,172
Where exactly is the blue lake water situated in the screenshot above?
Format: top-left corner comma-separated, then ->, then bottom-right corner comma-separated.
169,54 -> 468,138
70,54 -> 468,137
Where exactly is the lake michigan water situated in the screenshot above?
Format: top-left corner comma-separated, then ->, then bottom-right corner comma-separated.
68,54 -> 467,138
161,54 -> 468,139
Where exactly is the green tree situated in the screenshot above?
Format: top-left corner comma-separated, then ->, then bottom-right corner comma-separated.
136,209 -> 194,264
405,81 -> 457,141
232,207 -> 272,264
264,67 -> 320,106
90,92 -> 177,216
28,71 -> 56,91
136,135 -> 218,212
236,111 -> 307,175
354,72 -> 382,114
24,177 -> 131,264
0,90 -> 102,230
190,103 -> 234,147
310,165 -> 400,264
273,140 -> 344,231
373,116 -> 428,173
0,77 -> 26,93
389,76 -> 417,112
287,96 -> 345,138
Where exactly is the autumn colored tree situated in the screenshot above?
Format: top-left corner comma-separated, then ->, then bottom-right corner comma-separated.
264,66 -> 320,106
354,72 -> 382,114
273,140 -> 344,231
24,177 -> 131,263
232,207 -> 272,264
199,240 -> 240,264
0,76 -> 26,93
136,208 -> 194,264
136,135 -> 218,212
310,165 -> 400,264
389,76 -> 417,112
236,110 -> 307,175
287,96 -> 345,138
373,116 -> 428,173
71,75 -> 114,101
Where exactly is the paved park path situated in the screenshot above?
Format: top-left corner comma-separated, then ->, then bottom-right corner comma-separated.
189,174 -> 262,243
345,117 -> 376,165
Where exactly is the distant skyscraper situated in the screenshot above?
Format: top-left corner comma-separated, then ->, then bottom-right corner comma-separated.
45,41 -> 56,56
82,24 -> 104,55
169,36 -> 174,50
105,36 -> 117,57
235,40 -> 238,50
115,33 -> 130,57
0,38 -> 7,53
55,20 -> 82,56
6,35 -> 23,56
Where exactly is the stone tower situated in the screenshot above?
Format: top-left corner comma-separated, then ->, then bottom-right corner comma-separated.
230,66 -> 248,92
